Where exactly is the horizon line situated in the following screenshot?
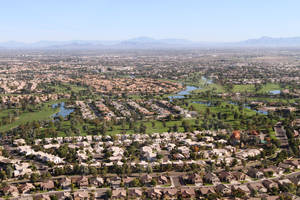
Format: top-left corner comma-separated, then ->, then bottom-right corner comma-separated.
1,35 -> 300,44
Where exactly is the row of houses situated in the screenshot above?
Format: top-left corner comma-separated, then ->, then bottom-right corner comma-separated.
3,176 -> 300,200
1,93 -> 70,106
75,101 -> 96,120
17,146 -> 64,164
24,130 -> 264,168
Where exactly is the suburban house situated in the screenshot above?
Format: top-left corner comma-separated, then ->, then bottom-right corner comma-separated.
112,189 -> 126,199
180,188 -> 196,199
203,172 -> 220,184
247,182 -> 268,193
128,188 -> 143,199
199,187 -> 216,196
262,180 -> 279,190
247,168 -> 264,179
215,184 -> 231,195
73,191 -> 89,200
59,177 -> 72,189
18,183 -> 35,194
39,180 -> 55,191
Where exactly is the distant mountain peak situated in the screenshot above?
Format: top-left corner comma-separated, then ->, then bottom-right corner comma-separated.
1,36 -> 300,49
241,36 -> 300,46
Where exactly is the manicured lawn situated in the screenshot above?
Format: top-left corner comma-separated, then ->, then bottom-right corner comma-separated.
181,72 -> 206,87
192,83 -> 226,94
182,98 -> 274,130
43,83 -> 87,93
182,73 -> 226,94
246,97 -> 296,103
268,130 -> 277,140
257,83 -> 281,94
55,118 -> 196,137
0,100 -> 63,132
232,84 -> 255,93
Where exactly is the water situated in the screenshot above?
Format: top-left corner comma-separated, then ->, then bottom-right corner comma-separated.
52,102 -> 74,118
270,90 -> 281,95
256,110 -> 268,115
201,76 -> 213,84
192,101 -> 211,106
169,86 -> 199,100
168,77 -> 213,100
227,101 -> 268,115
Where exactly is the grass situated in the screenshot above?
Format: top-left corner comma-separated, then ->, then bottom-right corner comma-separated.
55,118 -> 197,137
268,130 -> 277,140
0,100 -> 64,132
161,184 -> 171,187
258,83 -> 281,94
232,84 -> 255,93
2,94 -> 278,138
181,72 -> 226,94
246,97 -> 297,103
43,83 -> 87,93
181,72 -> 206,87
0,75 -> 283,137
181,96 -> 278,131
192,83 -> 226,94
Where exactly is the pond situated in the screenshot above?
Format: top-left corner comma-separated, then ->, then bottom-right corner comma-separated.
227,101 -> 268,115
168,77 -> 213,100
201,76 -> 213,84
169,86 -> 200,100
270,90 -> 281,95
192,101 -> 211,106
169,76 -> 268,115
52,102 -> 74,118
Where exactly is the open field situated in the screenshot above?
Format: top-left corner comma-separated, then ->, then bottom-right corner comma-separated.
0,100 -> 63,132
232,84 -> 255,93
258,83 -> 282,94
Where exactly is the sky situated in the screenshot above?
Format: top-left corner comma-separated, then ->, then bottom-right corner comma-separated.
0,0 -> 300,42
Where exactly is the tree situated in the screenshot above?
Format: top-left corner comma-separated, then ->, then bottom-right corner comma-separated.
231,159 -> 238,167
129,121 -> 135,129
130,178 -> 140,187
162,121 -> 167,127
232,189 -> 246,198
30,173 -> 40,182
106,190 -> 112,198
139,123 -> 147,134
89,167 -> 97,175
0,170 -> 7,180
5,165 -> 13,178
89,191 -> 95,200
150,179 -> 157,186
151,121 -> 156,128
173,124 -> 178,132
242,160 -> 246,167
100,125 -> 107,135
50,195 -> 58,200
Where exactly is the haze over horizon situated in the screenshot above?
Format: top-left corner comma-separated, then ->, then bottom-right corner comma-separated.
1,0 -> 300,43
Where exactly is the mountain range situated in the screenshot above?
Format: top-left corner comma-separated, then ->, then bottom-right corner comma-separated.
1,36 -> 300,49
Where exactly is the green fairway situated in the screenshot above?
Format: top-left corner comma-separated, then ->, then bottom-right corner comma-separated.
232,84 -> 255,93
0,101 -> 62,132
43,83 -> 87,93
192,83 -> 226,94
257,83 -> 281,94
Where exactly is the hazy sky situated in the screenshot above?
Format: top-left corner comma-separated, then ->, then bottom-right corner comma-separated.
1,0 -> 299,42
